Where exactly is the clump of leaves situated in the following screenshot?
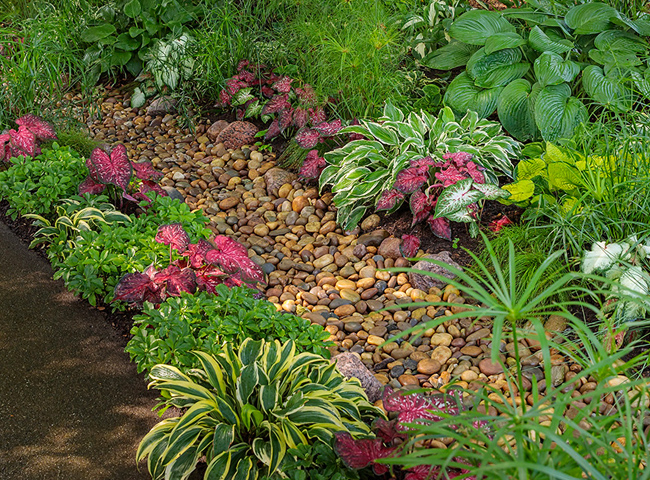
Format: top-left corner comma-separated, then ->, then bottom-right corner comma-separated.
126,286 -> 333,376
79,144 -> 167,207
376,152 -> 508,240
0,114 -> 57,162
334,386 -> 477,479
113,223 -> 265,306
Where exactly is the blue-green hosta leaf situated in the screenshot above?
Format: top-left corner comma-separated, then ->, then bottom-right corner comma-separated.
534,52 -> 580,88
467,47 -> 529,88
528,26 -> 573,54
501,8 -> 549,24
565,2 -> 619,35
497,79 -> 540,142
582,65 -> 633,112
443,72 -> 502,119
448,10 -> 516,45
434,179 -> 483,218
595,30 -> 648,54
485,32 -> 526,55
534,83 -> 587,142
81,24 -> 116,43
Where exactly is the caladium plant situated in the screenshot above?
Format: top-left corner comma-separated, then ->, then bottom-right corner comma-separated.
376,152 -> 509,240
79,144 -> 167,206
334,386 -> 477,479
113,223 -> 265,306
0,114 -> 57,162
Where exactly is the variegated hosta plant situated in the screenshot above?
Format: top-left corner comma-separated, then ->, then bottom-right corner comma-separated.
137,339 -> 381,480
320,101 -> 519,231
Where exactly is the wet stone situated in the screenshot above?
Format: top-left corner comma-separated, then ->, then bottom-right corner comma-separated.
390,365 -> 405,378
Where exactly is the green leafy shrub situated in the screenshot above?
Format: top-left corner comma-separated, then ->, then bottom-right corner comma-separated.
0,143 -> 87,219
137,338 -> 381,480
51,195 -> 211,307
126,286 -> 333,375
427,3 -> 650,142
321,102 -> 519,230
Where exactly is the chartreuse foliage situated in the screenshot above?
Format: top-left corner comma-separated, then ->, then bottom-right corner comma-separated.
321,102 -> 518,231
126,287 -> 332,376
428,3 -> 650,142
137,338 -> 381,480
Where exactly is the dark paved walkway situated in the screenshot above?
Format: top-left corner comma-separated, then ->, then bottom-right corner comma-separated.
0,221 -> 160,479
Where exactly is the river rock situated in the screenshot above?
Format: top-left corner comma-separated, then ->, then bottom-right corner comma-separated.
146,95 -> 177,116
335,353 -> 383,402
357,230 -> 390,247
360,214 -> 380,231
378,237 -> 402,259
409,251 -> 462,290
216,121 -> 258,150
264,168 -> 296,196
206,120 -> 229,141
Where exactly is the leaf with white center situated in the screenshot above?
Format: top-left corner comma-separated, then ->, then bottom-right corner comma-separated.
582,241 -> 624,274
434,179 -> 483,218
473,182 -> 510,200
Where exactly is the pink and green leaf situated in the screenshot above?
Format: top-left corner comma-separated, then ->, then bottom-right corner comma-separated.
90,144 -> 132,191
79,176 -> 107,195
313,119 -> 342,136
299,150 -> 327,180
292,108 -> 309,128
294,127 -> 321,149
265,118 -> 281,141
394,166 -> 429,194
262,94 -> 290,115
153,266 -> 197,296
401,235 -> 420,258
132,161 -> 163,181
155,223 -> 190,253
376,189 -> 405,212
272,76 -> 293,93
435,178 -> 483,218
113,272 -> 155,303
16,114 -> 57,140
9,126 -> 36,156
428,216 -> 452,241
333,432 -> 395,475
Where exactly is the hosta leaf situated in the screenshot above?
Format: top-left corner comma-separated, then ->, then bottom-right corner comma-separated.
467,47 -> 529,88
502,179 -> 535,203
443,72 -> 502,119
630,70 -> 650,100
435,179 -> 483,218
595,30 -> 648,54
534,52 -> 580,88
82,24 -> 116,43
565,2 -> 619,35
340,205 -> 367,231
484,32 -> 526,55
233,457 -> 257,480
364,122 -> 398,145
582,65 -> 633,112
516,157 -> 546,181
448,10 -> 515,46
236,364 -> 259,404
382,100 -> 405,122
239,339 -> 263,366
534,84 -> 587,142
547,162 -> 582,194
497,79 -> 540,142
423,41 -> 479,70
123,0 -> 142,18
528,26 -> 573,54
155,223 -> 190,253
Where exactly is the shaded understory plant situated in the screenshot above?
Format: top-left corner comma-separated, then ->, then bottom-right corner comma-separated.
137,338 -> 381,480
0,114 -> 57,161
126,286 -> 333,376
114,223 -> 265,306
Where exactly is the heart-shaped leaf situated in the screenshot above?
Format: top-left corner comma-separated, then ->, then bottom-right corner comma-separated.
132,160 -> 163,180
534,83 -> 588,142
113,272 -> 154,303
428,215 -> 451,241
81,24 -> 116,43
154,266 -> 197,296
155,223 -> 190,253
528,26 -> 573,54
394,166 -> 429,194
79,176 -> 107,195
484,32 -> 526,55
401,235 -> 420,258
9,126 -> 36,156
497,79 -> 541,142
467,47 -> 529,88
423,41 -> 479,70
15,114 -> 57,140
294,127 -> 320,149
90,144 -> 132,191
565,2 -> 619,34
376,189 -> 405,212
534,52 -> 580,88
443,72 -> 502,118
582,65 -> 633,113
448,10 -> 515,46
434,178 -> 483,218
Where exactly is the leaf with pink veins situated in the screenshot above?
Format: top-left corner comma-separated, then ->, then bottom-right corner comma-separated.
334,432 -> 395,475
9,126 -> 36,156
155,223 -> 190,253
395,165 -> 430,194
15,114 -> 57,140
376,189 -> 405,212
184,239 -> 214,268
428,215 -> 452,241
132,161 -> 163,181
153,266 -> 197,296
294,127 -> 321,149
79,175 -> 106,195
113,272 -> 155,303
90,144 -> 132,191
401,235 -> 420,258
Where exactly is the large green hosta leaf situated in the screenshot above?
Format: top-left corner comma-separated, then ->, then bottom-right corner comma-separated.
630,70 -> 650,100
484,32 -> 526,55
528,26 -> 573,54
565,2 -> 619,35
497,79 -> 541,142
534,83 -> 587,142
423,41 -> 479,70
582,65 -> 633,112
534,52 -> 580,87
448,10 -> 515,46
444,72 -> 502,118
594,30 -> 648,53
467,47 -> 529,88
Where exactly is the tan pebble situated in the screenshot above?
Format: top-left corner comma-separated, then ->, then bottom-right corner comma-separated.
398,374 -> 420,386
410,289 -> 425,301
430,346 -> 452,364
375,373 -> 389,384
219,196 -> 240,210
442,285 -> 460,301
313,254 -> 334,269
253,224 -> 269,236
334,304 -> 356,317
278,183 -> 292,199
357,278 -> 375,289
460,346 -> 483,357
417,358 -> 442,375
375,271 -> 391,281
367,335 -> 384,346
460,370 -> 479,382
292,195 -> 310,212
393,311 -> 409,322
359,265 -> 376,279
340,289 -> 361,303
383,342 -> 397,353
336,279 -> 356,290
430,333 -> 453,347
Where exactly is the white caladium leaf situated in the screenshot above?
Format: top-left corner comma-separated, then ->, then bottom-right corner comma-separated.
472,182 -> 510,200
617,266 -> 649,297
434,178 -> 483,218
582,241 -> 624,274
446,209 -> 475,223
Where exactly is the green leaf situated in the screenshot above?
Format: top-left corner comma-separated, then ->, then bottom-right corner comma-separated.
124,0 -> 142,18
534,83 -> 587,142
501,179 -> 535,203
448,10 -> 516,45
363,122 -> 398,145
533,52 -> 580,88
547,162 -> 582,194
528,26 -> 573,54
595,30 -> 647,54
582,65 -> 632,112
239,339 -> 263,366
565,2 -> 618,35
485,32 -> 526,55
467,47 -> 528,88
434,179 -> 483,218
212,423 -> 235,458
114,32 -> 140,51
443,72 -> 502,118
110,50 -> 132,67
233,457 -> 257,480
423,41 -> 479,70
236,364 -> 259,405
516,157 -> 546,181
382,100 -> 404,122
473,182 -> 509,200
630,70 -> 650,100
81,24 -> 116,43
497,79 -> 540,142
240,404 -> 264,430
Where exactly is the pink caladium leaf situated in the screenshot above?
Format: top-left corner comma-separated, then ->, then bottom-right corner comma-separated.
405,465 -> 440,480
194,264 -> 227,294
401,235 -> 420,258
383,387 -> 444,428
226,77 -> 246,95
15,114 -> 57,140
376,189 -> 405,212
395,165 -> 430,194
154,266 -> 197,296
184,239 -> 215,268
261,86 -> 275,98
139,179 -> 168,198
237,70 -> 256,84
262,94 -> 290,115
155,223 -> 190,253
224,275 -> 245,288
207,236 -> 265,284
296,84 -> 317,106
236,108 -> 245,121
428,215 -> 452,241
465,161 -> 486,184
132,161 -> 163,181
272,76 -> 293,93
86,155 -> 100,181
90,144 -> 132,191
218,90 -> 232,107
113,272 -> 155,303
9,126 -> 36,156
443,151 -> 474,167
410,156 -> 437,168
334,432 -> 395,475
410,190 -> 431,216
294,127 -> 321,149
489,215 -> 513,233
308,106 -> 326,125
372,418 -> 407,443
237,59 -> 250,71
298,150 -> 327,180
313,119 -> 342,136
79,175 -> 106,195
278,107 -> 293,132
292,107 -> 309,129
435,165 -> 468,188
265,118 -> 281,141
